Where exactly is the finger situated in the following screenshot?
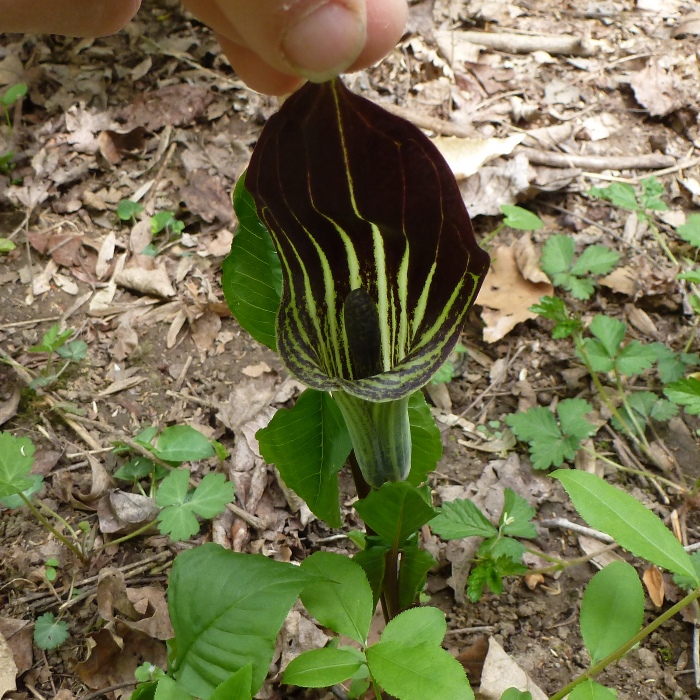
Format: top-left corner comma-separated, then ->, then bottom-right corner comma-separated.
185,0 -> 367,82
215,32 -> 305,95
0,0 -> 141,36
346,0 -> 407,72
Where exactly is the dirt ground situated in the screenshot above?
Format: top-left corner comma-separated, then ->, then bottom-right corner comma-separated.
1,0 -> 700,698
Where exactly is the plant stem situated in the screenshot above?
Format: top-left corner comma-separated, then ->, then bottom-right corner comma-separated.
481,222 -> 505,249
549,586 -> 700,700
19,494 -> 87,562
383,546 -> 400,620
94,519 -> 159,551
612,368 -> 651,451
525,542 -> 619,576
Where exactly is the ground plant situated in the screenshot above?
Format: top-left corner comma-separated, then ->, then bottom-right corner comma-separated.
98,80 -> 700,700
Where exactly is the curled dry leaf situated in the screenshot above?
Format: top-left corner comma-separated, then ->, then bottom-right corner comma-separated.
476,245 -> 553,342
115,260 -> 175,298
0,618 -> 33,678
513,233 -> 550,284
0,629 -> 17,697
95,231 -> 116,280
629,61 -> 685,117
97,490 -> 160,534
642,565 -> 665,607
431,133 -> 525,179
479,637 -> 547,700
0,384 -> 20,427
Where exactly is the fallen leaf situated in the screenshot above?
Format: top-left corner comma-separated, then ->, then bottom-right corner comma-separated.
513,233 -> 550,284
115,261 -> 175,298
0,619 -> 32,679
97,491 -> 160,534
241,362 -> 272,378
629,61 -> 685,117
180,169 -> 233,224
582,113 -> 621,141
477,245 -> 553,342
578,535 -> 622,569
479,637 -> 547,700
95,232 -> 116,280
432,134 -> 524,179
206,229 -> 234,257
0,384 -> 20,426
524,572 -> 545,590
121,84 -> 214,131
191,311 -> 222,357
0,629 -> 17,697
278,609 -> 330,672
97,127 -> 148,165
217,376 -> 278,432
643,565 -> 665,607
456,635 -> 488,684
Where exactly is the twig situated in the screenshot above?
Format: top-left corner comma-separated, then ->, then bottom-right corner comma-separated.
539,518 -> 614,543
444,625 -> 495,636
79,681 -> 137,700
0,315 -> 62,330
515,146 -> 675,171
453,31 -> 595,56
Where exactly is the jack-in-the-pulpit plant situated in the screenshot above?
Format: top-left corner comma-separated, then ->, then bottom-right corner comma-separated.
245,78 -> 489,484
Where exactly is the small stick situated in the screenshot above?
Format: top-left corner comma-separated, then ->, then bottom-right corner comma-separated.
539,518 -> 614,543
516,147 -> 675,171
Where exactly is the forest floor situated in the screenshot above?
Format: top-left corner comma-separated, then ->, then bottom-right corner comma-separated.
1,0 -> 700,698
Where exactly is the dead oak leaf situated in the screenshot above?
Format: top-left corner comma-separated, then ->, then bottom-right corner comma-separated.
629,62 -> 686,117
476,245 -> 553,343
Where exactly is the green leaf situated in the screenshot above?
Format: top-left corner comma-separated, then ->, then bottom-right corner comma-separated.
154,425 -> 215,463
616,341 -> 657,376
151,211 -> 178,234
505,399 -> 596,470
397,547 -> 437,609
354,481 -> 437,548
673,551 -> 700,590
676,213 -> 700,247
640,176 -> 668,211
0,474 -> 44,509
56,339 -> 88,363
430,499 -> 497,540
300,552 -> 373,644
153,676 -> 194,700
0,237 -> 16,253
589,316 -> 626,359
588,183 -> 638,211
501,690 -> 533,700
33,613 -> 69,650
113,456 -> 156,481
353,545 -> 388,609
540,235 -> 575,278
366,642 -> 472,700
612,391 -> 678,432
529,295 -> 581,338
130,681 -> 158,700
29,324 -> 73,353
481,536 -> 525,563
245,78 -> 489,402
117,199 -> 144,221
407,391 -> 442,486
651,343 -> 700,383
569,680 -> 618,700
0,432 -> 35,498
381,606 -> 446,647
2,83 -> 27,106
665,377 -> 700,415
564,276 -> 596,301
499,488 -> 537,538
257,389 -> 351,528
209,664 -> 253,700
221,175 -> 283,351
168,543 -> 317,698
580,561 -> 644,665
500,205 -> 543,231
283,648 -> 363,688
156,470 -> 234,541
552,471 -> 699,583
466,557 -> 526,602
571,245 -> 619,276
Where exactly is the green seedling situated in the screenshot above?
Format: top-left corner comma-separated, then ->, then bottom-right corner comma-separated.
430,488 -> 536,601
117,198 -> 144,223
44,557 -> 59,582
540,234 -> 618,300
134,662 -> 166,684
34,612 -> 69,651
506,398 -> 598,470
0,237 -> 15,253
482,204 -> 544,247
1,82 -> 27,129
27,323 -> 87,388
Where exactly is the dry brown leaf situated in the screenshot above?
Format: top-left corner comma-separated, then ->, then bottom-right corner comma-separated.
217,376 -> 278,433
643,565 -> 665,607
477,245 -> 553,342
578,535 -> 622,570
120,84 -> 214,131
180,169 -> 233,224
167,309 -> 188,348
191,311 -> 222,357
513,233 -> 550,284
97,127 -> 148,165
0,629 -> 17,697
95,231 -> 116,280
629,62 -> 685,117
206,229 -> 234,257
0,384 -> 20,426
456,635 -> 489,684
278,610 -> 330,673
115,261 -> 175,298
241,362 -> 272,378
459,154 -> 531,217
479,637 -> 547,700
0,619 -> 33,678
432,134 -> 524,179
524,572 -> 545,590
97,491 -> 160,534
598,266 -> 637,296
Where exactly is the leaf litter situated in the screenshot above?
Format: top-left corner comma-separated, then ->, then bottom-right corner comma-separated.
1,0 -> 700,697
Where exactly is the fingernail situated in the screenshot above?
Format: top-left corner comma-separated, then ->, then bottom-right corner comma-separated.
282,2 -> 366,82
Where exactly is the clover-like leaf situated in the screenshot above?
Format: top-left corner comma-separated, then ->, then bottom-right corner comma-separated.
0,431 -> 35,499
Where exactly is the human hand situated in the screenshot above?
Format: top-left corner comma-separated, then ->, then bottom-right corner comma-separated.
182,0 -> 408,94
